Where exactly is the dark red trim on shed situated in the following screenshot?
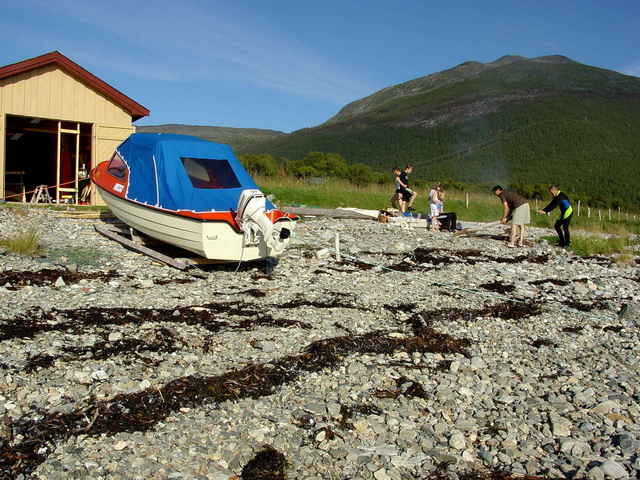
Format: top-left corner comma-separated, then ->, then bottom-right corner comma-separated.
0,51 -> 150,121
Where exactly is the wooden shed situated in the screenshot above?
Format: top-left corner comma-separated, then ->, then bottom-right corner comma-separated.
0,51 -> 149,204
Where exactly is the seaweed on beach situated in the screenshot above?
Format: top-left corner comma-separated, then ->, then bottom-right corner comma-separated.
373,376 -> 429,400
0,326 -> 472,478
529,278 -> 570,287
479,281 -> 516,294
561,326 -> 583,334
0,268 -> 119,290
531,338 -> 556,348
601,325 -> 624,333
406,301 -> 542,331
275,293 -> 366,310
0,301 -> 315,343
241,445 -> 288,480
383,303 -> 419,314
153,278 -> 195,286
562,298 -> 612,312
386,247 -> 550,272
23,328 -> 180,373
419,469 -> 560,479
337,404 -> 383,430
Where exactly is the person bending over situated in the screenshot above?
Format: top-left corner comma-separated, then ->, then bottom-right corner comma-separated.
492,185 -> 530,248
538,185 -> 573,247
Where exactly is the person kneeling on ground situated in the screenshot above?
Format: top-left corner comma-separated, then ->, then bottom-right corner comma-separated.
492,185 -> 530,248
538,185 -> 573,248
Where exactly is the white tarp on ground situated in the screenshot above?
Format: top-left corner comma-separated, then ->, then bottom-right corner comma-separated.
335,207 -> 379,218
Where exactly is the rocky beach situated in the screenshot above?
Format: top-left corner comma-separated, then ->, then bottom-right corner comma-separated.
0,207 -> 639,480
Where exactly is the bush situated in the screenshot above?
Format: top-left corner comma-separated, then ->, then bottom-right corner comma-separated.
348,163 -> 374,186
0,227 -> 42,256
238,154 -> 279,177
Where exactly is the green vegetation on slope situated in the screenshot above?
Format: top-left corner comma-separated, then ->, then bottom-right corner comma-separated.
243,92 -> 640,207
136,124 -> 285,151
138,56 -> 640,209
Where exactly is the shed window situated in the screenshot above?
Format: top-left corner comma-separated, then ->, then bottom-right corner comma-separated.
181,158 -> 241,189
107,153 -> 127,178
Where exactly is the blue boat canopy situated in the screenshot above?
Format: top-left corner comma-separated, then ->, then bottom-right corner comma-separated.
112,133 -> 273,213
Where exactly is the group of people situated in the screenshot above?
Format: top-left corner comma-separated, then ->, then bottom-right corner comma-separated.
392,165 -> 448,232
390,165 -> 574,247
492,184 -> 573,248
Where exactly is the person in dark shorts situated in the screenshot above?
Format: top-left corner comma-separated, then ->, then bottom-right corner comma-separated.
492,185 -> 530,248
398,164 -> 417,212
538,185 -> 573,247
391,166 -> 407,213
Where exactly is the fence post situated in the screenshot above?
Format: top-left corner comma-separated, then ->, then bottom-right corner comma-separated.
588,207 -> 591,218
577,200 -> 581,217
465,192 -> 469,209
599,210 -> 602,221
608,208 -> 611,220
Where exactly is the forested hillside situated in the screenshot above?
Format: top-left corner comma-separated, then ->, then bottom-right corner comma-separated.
242,56 -> 640,206
136,124 -> 285,151
140,56 -> 640,207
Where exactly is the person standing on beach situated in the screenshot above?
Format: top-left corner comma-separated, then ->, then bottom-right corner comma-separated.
428,184 -> 442,231
399,164 -> 417,212
391,166 -> 407,213
538,185 -> 573,247
436,184 -> 445,214
492,185 -> 530,248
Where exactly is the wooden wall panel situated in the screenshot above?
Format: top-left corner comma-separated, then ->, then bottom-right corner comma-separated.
0,64 -> 138,204
92,126 -> 134,205
0,114 -> 5,199
0,65 -> 131,125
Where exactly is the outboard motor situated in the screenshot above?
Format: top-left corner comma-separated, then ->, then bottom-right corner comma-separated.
236,189 -> 290,256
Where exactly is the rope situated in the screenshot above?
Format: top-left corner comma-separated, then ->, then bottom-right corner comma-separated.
329,249 -> 619,323
2,180 -> 78,200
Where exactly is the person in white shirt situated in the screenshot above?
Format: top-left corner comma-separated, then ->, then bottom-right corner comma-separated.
428,184 -> 442,231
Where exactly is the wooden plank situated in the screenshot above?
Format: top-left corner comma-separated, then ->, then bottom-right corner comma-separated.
175,257 -> 228,265
282,206 -> 374,219
94,225 -> 188,270
54,211 -> 116,219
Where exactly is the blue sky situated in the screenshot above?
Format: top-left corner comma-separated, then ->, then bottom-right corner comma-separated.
2,0 -> 638,132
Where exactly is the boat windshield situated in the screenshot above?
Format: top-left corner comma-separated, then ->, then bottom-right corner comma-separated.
107,153 -> 127,178
181,157 -> 241,189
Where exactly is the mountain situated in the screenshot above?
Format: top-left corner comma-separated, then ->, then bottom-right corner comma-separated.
243,55 -> 640,205
141,55 -> 640,206
136,124 -> 285,151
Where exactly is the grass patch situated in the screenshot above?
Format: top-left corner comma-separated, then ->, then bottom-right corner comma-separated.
256,175 -> 504,221
540,234 -> 638,257
0,228 -> 42,256
45,247 -> 106,267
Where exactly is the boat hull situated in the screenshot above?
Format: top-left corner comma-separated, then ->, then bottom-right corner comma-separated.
97,187 -> 294,262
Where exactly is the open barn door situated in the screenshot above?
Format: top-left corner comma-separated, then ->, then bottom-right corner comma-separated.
4,115 -> 92,204
56,121 -> 80,204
